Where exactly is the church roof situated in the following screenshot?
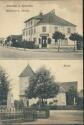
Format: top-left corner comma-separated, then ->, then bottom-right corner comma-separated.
25,10 -> 76,27
19,65 -> 34,77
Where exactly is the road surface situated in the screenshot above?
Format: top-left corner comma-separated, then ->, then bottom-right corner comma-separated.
0,46 -> 83,59
1,110 -> 83,125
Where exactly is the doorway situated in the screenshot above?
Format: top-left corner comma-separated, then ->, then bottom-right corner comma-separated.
42,36 -> 47,48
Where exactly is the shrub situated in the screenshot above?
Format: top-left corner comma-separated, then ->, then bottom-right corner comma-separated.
12,40 -> 38,49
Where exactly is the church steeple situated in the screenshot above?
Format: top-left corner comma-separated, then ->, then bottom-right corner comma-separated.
19,64 -> 34,77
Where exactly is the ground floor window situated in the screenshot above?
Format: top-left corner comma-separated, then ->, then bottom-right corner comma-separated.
48,38 -> 51,44
39,38 -> 41,44
33,38 -> 36,42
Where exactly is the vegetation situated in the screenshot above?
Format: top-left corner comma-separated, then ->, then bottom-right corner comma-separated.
14,100 -> 24,110
52,31 -> 65,52
6,35 -> 38,49
0,66 -> 9,105
25,67 -> 59,106
69,33 -> 83,51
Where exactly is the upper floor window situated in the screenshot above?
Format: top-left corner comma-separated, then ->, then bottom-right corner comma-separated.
23,31 -> 25,36
55,27 -> 58,31
31,29 -> 33,34
25,23 -> 27,27
42,26 -> 46,32
28,21 -> 30,26
67,28 -> 71,33
31,20 -> 32,26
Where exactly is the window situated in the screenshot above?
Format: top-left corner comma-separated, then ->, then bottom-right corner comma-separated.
29,30 -> 30,35
34,28 -> 36,34
31,20 -> 32,26
25,23 -> 27,27
23,31 -> 25,36
55,27 -> 58,31
28,21 -> 30,26
48,38 -> 51,44
39,38 -> 41,44
31,29 -> 33,34
42,26 -> 46,32
67,28 -> 71,33
33,38 -> 36,42
26,31 -> 28,36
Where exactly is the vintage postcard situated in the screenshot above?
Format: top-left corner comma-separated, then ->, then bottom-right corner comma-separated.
0,0 -> 83,59
0,0 -> 83,125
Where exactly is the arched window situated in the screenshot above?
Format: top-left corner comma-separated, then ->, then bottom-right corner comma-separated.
39,38 -> 41,44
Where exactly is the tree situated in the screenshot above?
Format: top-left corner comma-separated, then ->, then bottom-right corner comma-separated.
52,31 -> 65,52
69,33 -> 83,51
0,66 -> 9,105
25,67 -> 59,106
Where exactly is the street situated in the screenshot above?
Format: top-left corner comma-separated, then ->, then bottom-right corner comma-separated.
20,110 -> 84,124
0,110 -> 83,125
0,46 -> 83,59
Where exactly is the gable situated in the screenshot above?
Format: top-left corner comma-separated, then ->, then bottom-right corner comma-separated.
19,65 -> 34,77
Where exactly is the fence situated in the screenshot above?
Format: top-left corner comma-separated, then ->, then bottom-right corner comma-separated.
0,109 -> 37,124
0,108 -> 50,124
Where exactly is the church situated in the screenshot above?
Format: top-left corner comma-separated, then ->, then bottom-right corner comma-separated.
19,65 -> 77,107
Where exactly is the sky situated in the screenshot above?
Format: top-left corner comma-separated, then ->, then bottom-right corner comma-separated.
0,60 -> 83,100
0,0 -> 83,38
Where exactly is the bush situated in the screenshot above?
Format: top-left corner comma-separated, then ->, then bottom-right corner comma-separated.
12,40 -> 38,49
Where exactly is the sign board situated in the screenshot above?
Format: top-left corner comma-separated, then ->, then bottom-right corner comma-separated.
40,34 -> 49,37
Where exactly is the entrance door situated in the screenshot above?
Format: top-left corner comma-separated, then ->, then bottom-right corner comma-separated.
42,36 -> 47,48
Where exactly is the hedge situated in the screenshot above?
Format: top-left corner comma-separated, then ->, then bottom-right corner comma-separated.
11,41 -> 39,49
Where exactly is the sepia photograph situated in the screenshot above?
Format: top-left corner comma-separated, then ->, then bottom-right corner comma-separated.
0,60 -> 83,124
0,0 -> 83,59
0,0 -> 83,125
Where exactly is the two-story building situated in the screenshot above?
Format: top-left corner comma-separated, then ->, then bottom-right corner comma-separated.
22,10 -> 76,48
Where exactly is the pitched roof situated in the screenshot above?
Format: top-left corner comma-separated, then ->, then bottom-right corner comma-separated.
24,14 -> 42,23
25,11 -> 76,27
19,64 -> 34,77
59,81 -> 77,93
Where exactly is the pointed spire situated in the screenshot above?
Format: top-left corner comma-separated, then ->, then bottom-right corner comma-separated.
19,64 -> 34,77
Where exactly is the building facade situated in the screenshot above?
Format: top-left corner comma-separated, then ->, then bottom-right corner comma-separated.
23,10 -> 76,48
19,65 -> 78,107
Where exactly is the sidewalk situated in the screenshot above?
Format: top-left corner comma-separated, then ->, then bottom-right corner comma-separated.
0,45 -> 83,53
